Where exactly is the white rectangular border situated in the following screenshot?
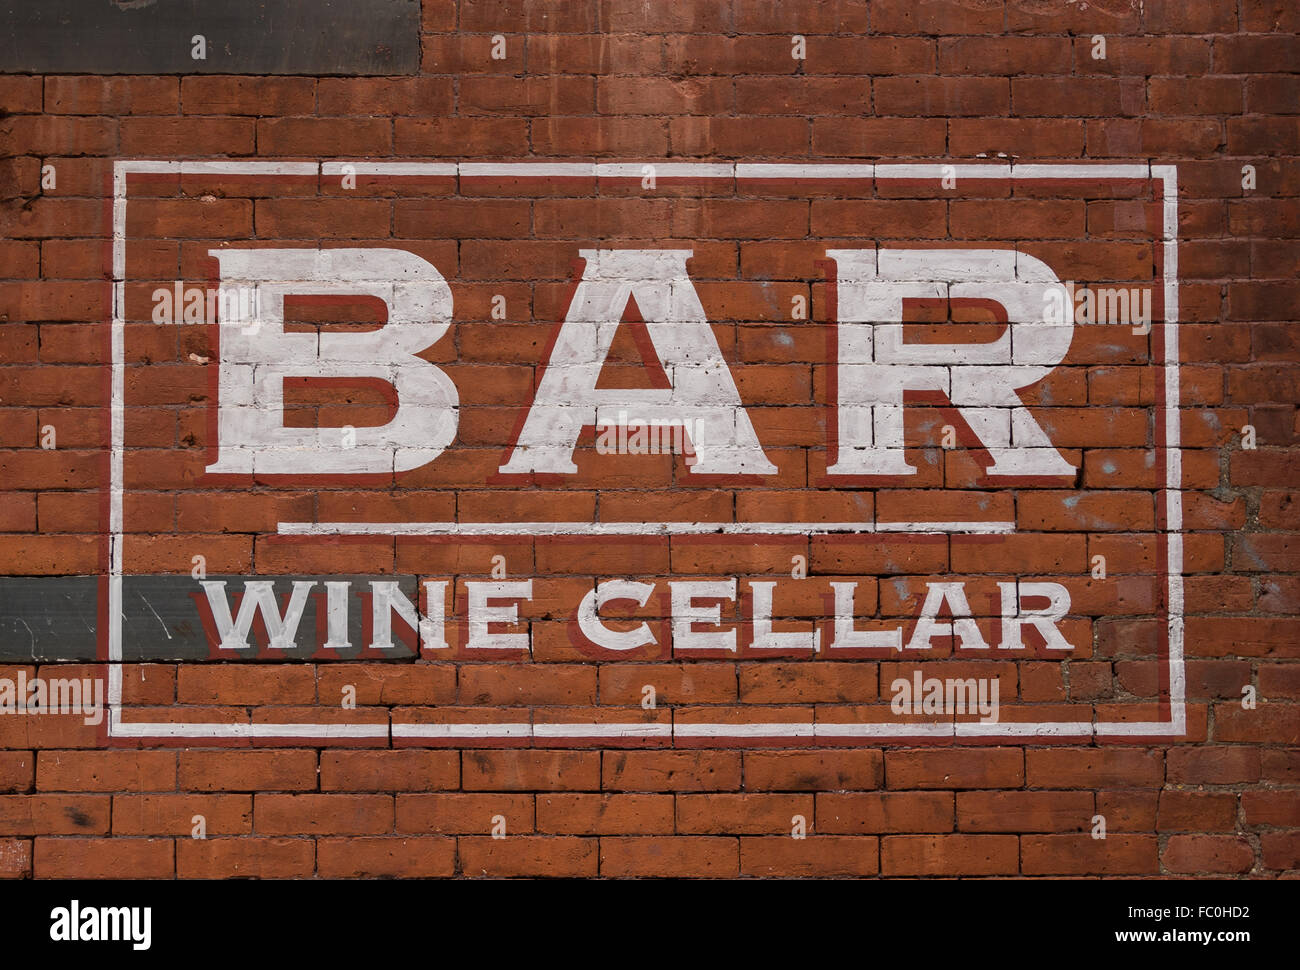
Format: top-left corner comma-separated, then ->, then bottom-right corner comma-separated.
108,160 -> 1184,742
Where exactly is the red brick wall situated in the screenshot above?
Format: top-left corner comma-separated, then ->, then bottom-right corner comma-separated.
0,0 -> 1296,878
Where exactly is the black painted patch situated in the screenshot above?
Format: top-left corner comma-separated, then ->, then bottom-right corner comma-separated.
0,0 -> 419,75
0,577 -> 98,662
0,576 -> 420,661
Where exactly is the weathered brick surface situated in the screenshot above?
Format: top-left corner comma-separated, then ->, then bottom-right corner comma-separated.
0,0 -> 1295,877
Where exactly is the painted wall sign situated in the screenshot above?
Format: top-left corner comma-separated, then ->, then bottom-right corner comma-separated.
102,159 -> 1183,745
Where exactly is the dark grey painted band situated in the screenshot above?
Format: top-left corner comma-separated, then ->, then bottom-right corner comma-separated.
0,0 -> 420,75
0,577 -> 98,662
0,575 -> 420,661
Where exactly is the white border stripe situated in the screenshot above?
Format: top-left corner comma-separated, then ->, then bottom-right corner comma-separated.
392,723 -> 532,739
182,160 -> 318,176
322,161 -> 456,176
1014,163 -> 1150,180
675,722 -> 818,738
596,162 -> 733,178
111,721 -> 389,738
1157,164 -> 1186,734
533,723 -> 674,738
121,160 -> 179,174
109,162 -> 127,734
876,162 -> 1011,179
460,162 -> 596,177
737,163 -> 875,179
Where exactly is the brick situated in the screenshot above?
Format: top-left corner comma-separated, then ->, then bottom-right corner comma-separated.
0,77 -> 42,113
1149,77 -> 1243,116
177,665 -> 315,705
1157,791 -> 1238,832
676,793 -> 813,834
120,117 -> 251,155
254,794 -> 393,835
1241,791 -> 1294,829
36,837 -> 173,879
599,77 -> 731,115
318,836 -> 455,877
460,76 -> 593,115
734,0 -> 871,32
1261,749 -> 1300,784
460,835 -> 597,877
320,751 -> 459,792
0,753 -> 32,793
813,117 -> 946,156
599,836 -> 738,877
178,751 -> 317,792
604,751 -> 741,792
46,76 -> 178,115
0,794 -> 110,835
877,0 -> 1005,34
1026,749 -> 1164,788
531,116 -> 669,156
462,751 -> 600,791
956,791 -> 1093,832
177,838 -> 312,878
318,77 -> 450,115
536,794 -> 674,834
1215,35 -> 1299,73
1262,832 -> 1300,870
0,116 -> 117,156
112,794 -> 251,836
530,34 -> 662,74
743,751 -> 883,791
939,36 -> 1069,74
876,76 -> 1008,116
670,116 -> 811,156
818,792 -> 955,833
881,834 -> 1019,876
37,751 -> 176,793
949,118 -> 1085,157
0,839 -> 30,878
1022,835 -> 1159,875
396,117 -> 528,155
1163,835 -> 1255,875
887,749 -> 1024,789
741,836 -> 879,876
257,117 -> 391,155
1214,702 -> 1300,744
460,0 -> 598,32
735,77 -> 871,115
396,793 -> 535,835
1166,746 -> 1260,785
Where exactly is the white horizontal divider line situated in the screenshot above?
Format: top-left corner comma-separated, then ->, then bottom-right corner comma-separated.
276,520 -> 1016,537
109,718 -> 1184,740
